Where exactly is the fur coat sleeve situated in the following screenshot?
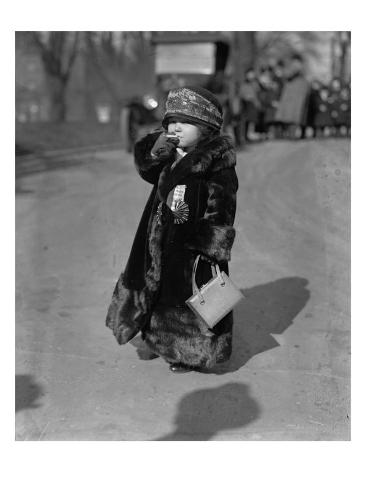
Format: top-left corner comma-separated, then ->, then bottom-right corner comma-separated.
135,130 -> 238,264
185,165 -> 238,263
134,131 -> 175,184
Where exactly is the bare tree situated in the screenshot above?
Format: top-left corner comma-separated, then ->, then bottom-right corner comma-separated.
256,31 -> 324,64
85,31 -> 154,111
31,31 -> 80,121
231,31 -> 257,88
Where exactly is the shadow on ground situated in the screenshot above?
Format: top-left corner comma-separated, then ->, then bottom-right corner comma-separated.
15,375 -> 44,412
132,277 -> 310,373
153,382 -> 260,440
210,276 -> 310,374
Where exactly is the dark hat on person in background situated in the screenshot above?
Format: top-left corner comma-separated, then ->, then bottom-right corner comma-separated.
162,86 -> 223,130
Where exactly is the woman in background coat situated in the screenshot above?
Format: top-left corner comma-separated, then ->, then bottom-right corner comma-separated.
274,54 -> 310,139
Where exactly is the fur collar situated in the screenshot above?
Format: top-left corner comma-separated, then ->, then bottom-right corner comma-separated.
156,134 -> 236,202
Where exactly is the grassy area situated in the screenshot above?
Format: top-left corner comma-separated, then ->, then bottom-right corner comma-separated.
16,121 -> 122,156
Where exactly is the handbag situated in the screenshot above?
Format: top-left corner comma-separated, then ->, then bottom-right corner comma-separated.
185,255 -> 245,328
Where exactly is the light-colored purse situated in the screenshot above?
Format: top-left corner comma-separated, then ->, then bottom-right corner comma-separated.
185,255 -> 245,328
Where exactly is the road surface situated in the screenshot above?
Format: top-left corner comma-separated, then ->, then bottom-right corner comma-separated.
15,138 -> 350,440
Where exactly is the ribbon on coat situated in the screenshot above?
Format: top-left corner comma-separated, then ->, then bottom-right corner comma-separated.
156,184 -> 189,225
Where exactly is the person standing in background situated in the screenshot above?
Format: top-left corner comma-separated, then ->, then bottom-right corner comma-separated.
338,83 -> 351,137
272,60 -> 285,94
313,85 -> 333,138
274,54 -> 310,139
239,67 -> 260,142
307,79 -> 322,138
254,66 -> 269,139
328,78 -> 342,137
271,61 -> 286,138
261,66 -> 282,138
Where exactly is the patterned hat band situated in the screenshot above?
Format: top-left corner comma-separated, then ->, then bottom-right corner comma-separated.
162,87 -> 223,130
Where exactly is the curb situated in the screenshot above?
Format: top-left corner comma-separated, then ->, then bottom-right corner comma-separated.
16,142 -> 126,164
15,143 -> 127,178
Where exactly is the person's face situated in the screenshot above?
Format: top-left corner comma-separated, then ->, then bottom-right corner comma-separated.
259,71 -> 271,86
167,120 -> 201,149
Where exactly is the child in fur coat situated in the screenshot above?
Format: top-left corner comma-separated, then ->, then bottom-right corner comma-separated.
106,86 -> 238,373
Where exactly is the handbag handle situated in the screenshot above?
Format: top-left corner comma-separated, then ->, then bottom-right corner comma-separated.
191,255 -> 225,305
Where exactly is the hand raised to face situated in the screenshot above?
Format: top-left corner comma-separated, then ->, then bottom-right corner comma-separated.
151,132 -> 180,161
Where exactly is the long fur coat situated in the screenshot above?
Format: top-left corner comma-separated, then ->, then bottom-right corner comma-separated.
106,130 -> 238,368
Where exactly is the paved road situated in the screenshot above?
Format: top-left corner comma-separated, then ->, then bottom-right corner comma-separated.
15,138 -> 350,440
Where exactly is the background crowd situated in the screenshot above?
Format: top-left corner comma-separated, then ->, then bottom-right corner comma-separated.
209,54 -> 351,146
15,32 -> 351,155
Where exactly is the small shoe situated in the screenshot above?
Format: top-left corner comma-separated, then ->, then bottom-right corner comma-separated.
169,363 -> 193,373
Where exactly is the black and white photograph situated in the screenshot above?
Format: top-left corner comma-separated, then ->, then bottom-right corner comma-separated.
5,0 -> 363,478
14,29 -> 351,444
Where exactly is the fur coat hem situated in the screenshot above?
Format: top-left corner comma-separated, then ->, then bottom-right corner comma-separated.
106,131 -> 238,366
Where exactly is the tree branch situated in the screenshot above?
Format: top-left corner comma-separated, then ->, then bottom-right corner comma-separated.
63,32 -> 80,81
85,32 -> 122,105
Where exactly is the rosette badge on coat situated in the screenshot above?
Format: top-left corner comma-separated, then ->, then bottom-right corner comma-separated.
169,184 -> 189,224
172,200 -> 189,224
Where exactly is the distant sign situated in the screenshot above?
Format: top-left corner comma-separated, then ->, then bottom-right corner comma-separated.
155,43 -> 215,75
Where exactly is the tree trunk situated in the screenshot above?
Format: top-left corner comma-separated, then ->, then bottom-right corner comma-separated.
47,75 -> 68,122
339,38 -> 350,83
232,31 -> 257,92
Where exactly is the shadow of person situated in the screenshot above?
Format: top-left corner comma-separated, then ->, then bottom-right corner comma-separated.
15,375 -> 43,412
153,382 -> 260,441
209,277 -> 310,375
